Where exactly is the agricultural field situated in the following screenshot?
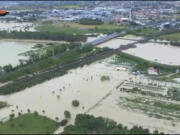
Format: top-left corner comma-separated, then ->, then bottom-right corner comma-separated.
88,74 -> 180,134
0,113 -> 58,134
36,22 -> 89,34
173,14 -> 180,20
118,80 -> 180,121
158,32 -> 180,42
128,27 -> 158,37
36,22 -> 127,34
55,5 -> 80,9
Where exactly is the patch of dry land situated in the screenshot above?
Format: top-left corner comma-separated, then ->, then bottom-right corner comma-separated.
0,56 -> 180,134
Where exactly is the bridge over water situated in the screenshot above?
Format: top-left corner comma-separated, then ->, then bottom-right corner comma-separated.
87,31 -> 127,46
86,26 -> 179,47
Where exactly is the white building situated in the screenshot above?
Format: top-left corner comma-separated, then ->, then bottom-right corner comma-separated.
115,67 -> 126,71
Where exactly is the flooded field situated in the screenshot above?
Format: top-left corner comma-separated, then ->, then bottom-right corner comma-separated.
0,57 -> 128,132
173,78 -> 180,83
124,43 -> 180,66
0,40 -> 36,67
97,35 -> 180,66
0,56 -> 180,134
88,75 -> 180,134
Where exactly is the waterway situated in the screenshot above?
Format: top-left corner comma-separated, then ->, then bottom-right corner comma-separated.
0,41 -> 36,67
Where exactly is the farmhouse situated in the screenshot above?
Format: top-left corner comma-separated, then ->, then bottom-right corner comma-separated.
147,66 -> 159,75
115,67 -> 126,71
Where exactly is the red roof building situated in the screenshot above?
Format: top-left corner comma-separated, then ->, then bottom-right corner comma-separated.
147,67 -> 159,75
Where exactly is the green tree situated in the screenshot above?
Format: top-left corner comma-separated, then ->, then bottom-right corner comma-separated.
60,119 -> 68,126
3,64 -> 13,73
72,100 -> 80,107
64,110 -> 71,119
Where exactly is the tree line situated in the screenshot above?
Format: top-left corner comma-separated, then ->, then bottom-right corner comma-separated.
63,114 -> 163,134
0,31 -> 86,42
79,18 -> 104,25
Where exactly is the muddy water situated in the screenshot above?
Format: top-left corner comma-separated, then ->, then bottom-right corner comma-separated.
0,55 -> 180,134
88,90 -> 180,134
0,58 -> 128,128
124,43 -> 180,65
173,78 -> 180,83
0,41 -> 36,67
97,35 -> 180,66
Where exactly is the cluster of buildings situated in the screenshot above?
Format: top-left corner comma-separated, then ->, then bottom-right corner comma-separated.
2,5 -> 132,23
0,21 -> 35,32
133,8 -> 178,24
22,7 -> 132,23
147,67 -> 159,75
0,1 -> 179,28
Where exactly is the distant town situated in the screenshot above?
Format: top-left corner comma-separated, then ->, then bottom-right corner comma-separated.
0,1 -> 180,30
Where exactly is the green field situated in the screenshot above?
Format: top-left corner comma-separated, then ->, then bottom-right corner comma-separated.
158,32 -> 180,41
0,114 -> 58,134
128,27 -> 158,37
55,5 -> 80,9
173,14 -> 180,20
36,22 -> 89,34
36,22 -> 127,34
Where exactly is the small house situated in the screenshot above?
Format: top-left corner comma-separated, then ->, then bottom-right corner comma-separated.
147,66 -> 159,75
176,69 -> 180,73
115,67 -> 126,71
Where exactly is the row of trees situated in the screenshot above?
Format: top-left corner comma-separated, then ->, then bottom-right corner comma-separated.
0,31 -> 86,42
79,18 -> 104,25
167,87 -> 180,101
63,114 -> 163,134
0,42 -> 81,75
170,41 -> 180,47
100,75 -> 110,81
0,65 -> 14,73
117,52 -> 180,73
